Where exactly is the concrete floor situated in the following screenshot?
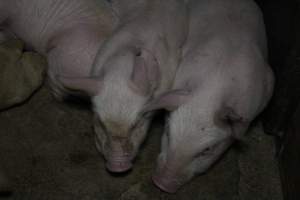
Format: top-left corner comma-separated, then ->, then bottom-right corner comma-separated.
0,86 -> 282,200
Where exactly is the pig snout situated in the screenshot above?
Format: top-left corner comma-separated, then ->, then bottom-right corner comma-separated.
152,166 -> 183,193
106,157 -> 133,173
105,137 -> 133,173
94,123 -> 134,173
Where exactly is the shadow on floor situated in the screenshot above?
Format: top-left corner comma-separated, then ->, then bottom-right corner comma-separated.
0,86 -> 282,200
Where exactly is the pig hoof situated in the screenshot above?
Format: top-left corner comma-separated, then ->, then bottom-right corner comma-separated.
151,175 -> 179,194
106,161 -> 133,173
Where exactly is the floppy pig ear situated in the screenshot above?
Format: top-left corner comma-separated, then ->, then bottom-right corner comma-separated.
143,89 -> 191,112
58,76 -> 102,96
130,49 -> 160,96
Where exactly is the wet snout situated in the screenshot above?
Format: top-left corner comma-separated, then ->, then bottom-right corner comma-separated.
105,137 -> 133,173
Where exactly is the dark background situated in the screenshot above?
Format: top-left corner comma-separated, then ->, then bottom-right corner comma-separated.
256,0 -> 300,199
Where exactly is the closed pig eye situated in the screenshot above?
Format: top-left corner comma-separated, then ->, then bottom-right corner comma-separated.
194,147 -> 212,158
194,142 -> 220,158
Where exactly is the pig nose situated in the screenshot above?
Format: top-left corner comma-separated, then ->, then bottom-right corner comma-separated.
106,158 -> 133,173
105,137 -> 134,172
152,171 -> 182,193
106,149 -> 133,172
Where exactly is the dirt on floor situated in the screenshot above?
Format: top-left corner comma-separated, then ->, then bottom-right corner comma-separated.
0,86 -> 282,200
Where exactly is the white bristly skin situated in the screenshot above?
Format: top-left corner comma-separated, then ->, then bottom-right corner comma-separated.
90,0 -> 188,173
148,0 -> 275,193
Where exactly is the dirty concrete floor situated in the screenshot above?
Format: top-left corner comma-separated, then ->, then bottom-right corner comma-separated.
0,86 -> 282,200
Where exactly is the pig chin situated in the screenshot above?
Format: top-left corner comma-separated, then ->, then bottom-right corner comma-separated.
151,154 -> 189,193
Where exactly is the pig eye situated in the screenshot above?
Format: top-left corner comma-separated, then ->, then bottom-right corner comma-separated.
202,147 -> 212,155
194,147 -> 213,158
136,51 -> 142,57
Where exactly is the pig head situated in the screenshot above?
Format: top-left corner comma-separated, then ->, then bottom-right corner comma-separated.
148,67 -> 273,192
145,89 -> 248,193
143,0 -> 275,193
92,47 -> 160,173
61,45 -> 161,173
62,0 -> 188,173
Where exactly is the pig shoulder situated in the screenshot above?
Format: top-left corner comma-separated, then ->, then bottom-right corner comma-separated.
225,48 -> 274,122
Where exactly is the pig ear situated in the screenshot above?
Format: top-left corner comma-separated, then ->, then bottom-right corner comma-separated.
143,89 -> 191,112
220,107 -> 250,140
130,49 -> 160,96
58,76 -> 102,96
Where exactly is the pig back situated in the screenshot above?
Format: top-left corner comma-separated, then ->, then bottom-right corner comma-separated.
175,0 -> 268,87
174,0 -> 273,120
185,0 -> 267,58
5,0 -> 116,53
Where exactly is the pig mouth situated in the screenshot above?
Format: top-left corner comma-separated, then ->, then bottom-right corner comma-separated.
106,158 -> 133,173
152,173 -> 183,193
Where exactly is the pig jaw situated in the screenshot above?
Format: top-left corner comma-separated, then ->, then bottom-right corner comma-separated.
152,136 -> 233,193
152,153 -> 191,193
152,165 -> 186,193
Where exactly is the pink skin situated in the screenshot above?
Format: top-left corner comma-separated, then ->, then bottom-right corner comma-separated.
0,0 -> 122,172
152,129 -> 234,193
87,0 -> 188,173
58,0 -> 188,173
106,160 -> 133,173
152,166 -> 183,193
61,0 -> 187,173
94,108 -> 151,172
0,0 -> 116,99
147,0 -> 274,193
95,130 -> 134,172
0,0 -> 187,175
